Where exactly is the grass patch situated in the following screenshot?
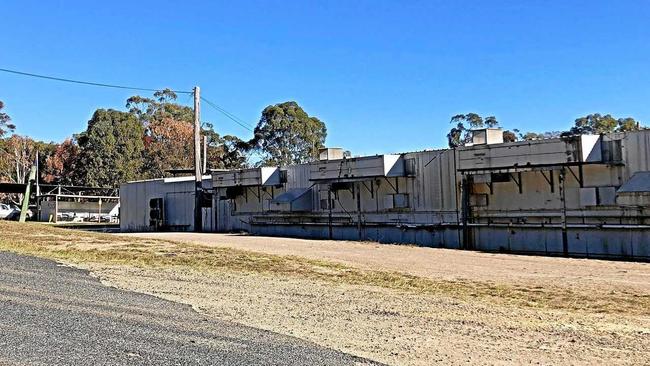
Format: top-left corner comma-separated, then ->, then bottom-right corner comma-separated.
0,221 -> 648,316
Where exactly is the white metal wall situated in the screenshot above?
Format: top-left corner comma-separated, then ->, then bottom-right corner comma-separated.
121,130 -> 650,259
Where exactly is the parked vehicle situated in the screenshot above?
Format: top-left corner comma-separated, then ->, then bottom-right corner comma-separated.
0,204 -> 19,220
1,204 -> 34,221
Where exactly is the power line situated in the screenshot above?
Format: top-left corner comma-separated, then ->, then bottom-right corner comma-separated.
0,67 -> 192,94
1,67 -> 256,132
201,96 -> 254,130
200,96 -> 254,132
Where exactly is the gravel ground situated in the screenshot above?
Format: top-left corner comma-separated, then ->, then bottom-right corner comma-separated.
89,264 -> 650,366
107,232 -> 650,365
0,252 -> 377,366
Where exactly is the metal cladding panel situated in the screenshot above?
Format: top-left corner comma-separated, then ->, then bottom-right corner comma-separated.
269,188 -> 313,212
458,139 -> 575,170
579,188 -> 597,206
598,186 -> 617,205
164,191 -> 194,227
310,155 -> 404,180
119,178 -> 202,232
621,130 -> 650,176
580,135 -> 602,162
120,180 -> 165,231
212,167 -> 280,187
401,150 -> 458,212
618,171 -> 650,193
384,155 -> 405,176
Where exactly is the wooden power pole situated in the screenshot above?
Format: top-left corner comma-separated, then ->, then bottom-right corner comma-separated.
193,86 -> 202,232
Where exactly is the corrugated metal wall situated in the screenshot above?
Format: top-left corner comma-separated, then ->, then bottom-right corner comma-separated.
121,130 -> 650,260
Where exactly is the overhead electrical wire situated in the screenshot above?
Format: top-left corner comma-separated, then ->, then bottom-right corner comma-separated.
200,96 -> 254,132
0,67 -> 257,132
0,67 -> 192,94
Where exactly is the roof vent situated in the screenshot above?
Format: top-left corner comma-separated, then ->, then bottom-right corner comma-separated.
318,148 -> 347,161
471,128 -> 503,145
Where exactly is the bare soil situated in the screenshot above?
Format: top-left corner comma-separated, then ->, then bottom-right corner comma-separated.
1,223 -> 648,365
116,232 -> 650,365
122,232 -> 650,293
91,264 -> 649,366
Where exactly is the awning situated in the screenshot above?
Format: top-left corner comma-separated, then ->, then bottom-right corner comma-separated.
271,188 -> 311,203
618,171 -> 650,193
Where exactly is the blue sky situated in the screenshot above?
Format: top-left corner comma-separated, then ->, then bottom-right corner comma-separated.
1,0 -> 649,155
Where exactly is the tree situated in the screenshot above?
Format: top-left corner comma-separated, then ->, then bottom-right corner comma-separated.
447,113 -> 499,147
570,114 -> 617,135
126,90 -> 196,177
0,135 -> 37,184
43,138 -> 81,185
130,90 -> 191,176
502,130 -> 517,143
517,131 -> 561,140
0,100 -> 16,138
203,123 -> 249,170
143,117 -> 195,177
249,101 -> 327,166
568,114 -> 644,135
616,117 -> 641,132
76,109 -> 145,187
127,90 -> 250,177
126,88 -> 193,127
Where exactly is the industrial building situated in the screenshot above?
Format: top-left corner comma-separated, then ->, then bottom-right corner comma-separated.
120,129 -> 650,260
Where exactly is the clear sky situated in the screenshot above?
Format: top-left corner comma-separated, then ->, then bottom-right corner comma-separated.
1,0 -> 649,155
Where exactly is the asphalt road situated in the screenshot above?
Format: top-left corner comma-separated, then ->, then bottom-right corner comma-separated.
0,252 -> 377,366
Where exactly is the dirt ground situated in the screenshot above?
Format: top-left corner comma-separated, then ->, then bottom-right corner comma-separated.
111,232 -> 650,365
2,222 -> 648,365
122,232 -> 650,293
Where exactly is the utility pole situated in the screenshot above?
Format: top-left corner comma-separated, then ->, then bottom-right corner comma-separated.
193,86 -> 203,232
35,151 -> 40,198
36,151 -> 41,220
559,168 -> 568,256
19,162 -> 37,223
203,135 -> 208,174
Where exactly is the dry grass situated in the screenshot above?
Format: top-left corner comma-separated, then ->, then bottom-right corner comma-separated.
0,221 -> 648,316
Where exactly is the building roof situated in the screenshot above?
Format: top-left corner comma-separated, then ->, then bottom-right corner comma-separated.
618,171 -> 650,193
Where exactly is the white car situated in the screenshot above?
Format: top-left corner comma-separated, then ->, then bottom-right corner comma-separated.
0,203 -> 18,220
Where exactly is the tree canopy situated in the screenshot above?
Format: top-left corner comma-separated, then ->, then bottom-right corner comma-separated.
568,114 -> 642,135
76,109 -> 145,187
5,88 -> 649,192
127,90 -> 250,177
203,123 -> 248,170
447,113 -> 500,147
0,101 -> 16,138
249,101 -> 327,166
446,112 -> 646,147
44,138 -> 80,185
126,89 -> 194,127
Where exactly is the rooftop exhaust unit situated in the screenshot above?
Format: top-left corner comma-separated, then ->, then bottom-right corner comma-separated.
213,167 -> 282,188
468,128 -> 504,146
318,148 -> 347,161
458,135 -> 603,172
310,154 -> 406,181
